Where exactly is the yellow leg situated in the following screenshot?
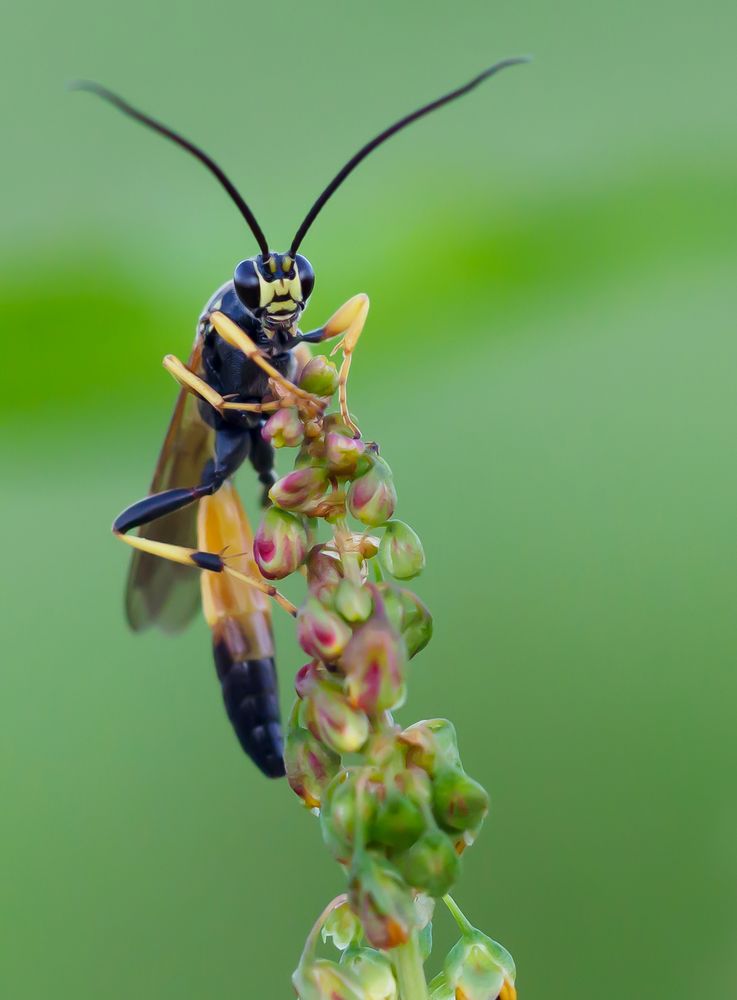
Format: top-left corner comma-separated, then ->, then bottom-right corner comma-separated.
209,311 -> 325,417
323,294 -> 369,437
163,354 -> 281,415
113,530 -> 297,617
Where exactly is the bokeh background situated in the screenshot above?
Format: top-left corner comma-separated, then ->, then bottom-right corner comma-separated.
2,1 -> 736,997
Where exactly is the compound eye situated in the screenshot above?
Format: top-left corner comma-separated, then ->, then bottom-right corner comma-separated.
233,258 -> 261,311
295,254 -> 315,302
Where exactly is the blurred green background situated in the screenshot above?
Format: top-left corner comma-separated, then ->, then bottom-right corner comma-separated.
2,1 -> 736,997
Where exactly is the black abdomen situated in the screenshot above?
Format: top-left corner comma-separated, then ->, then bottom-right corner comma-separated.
213,642 -> 285,778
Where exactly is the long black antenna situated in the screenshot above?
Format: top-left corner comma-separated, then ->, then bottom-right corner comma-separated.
71,81 -> 271,259
289,57 -> 529,256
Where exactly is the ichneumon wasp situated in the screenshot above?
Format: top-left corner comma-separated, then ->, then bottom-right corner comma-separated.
76,57 -> 526,778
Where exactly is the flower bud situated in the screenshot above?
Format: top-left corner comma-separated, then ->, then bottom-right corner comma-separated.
342,614 -> 406,715
371,788 -> 425,851
340,949 -> 398,1000
299,355 -> 340,396
298,596 -> 353,661
304,675 -> 370,754
269,465 -> 329,512
444,930 -> 515,1000
261,405 -> 304,448
325,432 -> 368,476
284,715 -> 341,810
347,456 -> 397,526
253,507 -> 308,580
349,852 -> 416,950
306,546 -> 344,605
379,520 -> 426,580
320,768 -> 381,861
428,973 -> 454,1000
394,829 -> 460,897
400,719 -> 462,776
335,579 -> 373,623
322,900 -> 362,951
293,958 -> 363,1000
432,768 -> 489,833
397,589 -> 433,658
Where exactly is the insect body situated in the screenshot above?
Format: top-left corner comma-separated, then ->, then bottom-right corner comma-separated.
77,57 -> 526,777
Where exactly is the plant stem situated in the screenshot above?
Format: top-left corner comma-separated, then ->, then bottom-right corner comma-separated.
393,930 -> 429,1000
442,894 -> 474,936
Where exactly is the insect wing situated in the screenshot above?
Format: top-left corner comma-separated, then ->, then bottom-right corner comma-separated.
125,336 -> 214,633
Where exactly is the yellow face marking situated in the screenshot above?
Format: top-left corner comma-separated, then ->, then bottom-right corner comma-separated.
256,268 -> 304,312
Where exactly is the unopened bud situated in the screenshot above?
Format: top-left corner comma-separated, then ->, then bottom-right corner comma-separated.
398,589 -> 433,658
400,719 -> 462,776
342,613 -> 407,715
340,949 -> 398,1000
304,675 -> 370,754
325,432 -> 368,476
379,520 -> 426,580
261,405 -> 304,448
371,788 -> 425,851
253,507 -> 308,579
347,456 -> 397,527
321,768 -> 381,861
349,852 -> 416,950
284,713 -> 341,810
394,829 -> 460,897
299,355 -> 340,396
445,929 -> 516,1000
432,768 -> 489,833
269,465 -> 329,512
298,596 -> 353,661
306,547 -> 344,605
293,958 -> 363,1000
335,579 -> 373,623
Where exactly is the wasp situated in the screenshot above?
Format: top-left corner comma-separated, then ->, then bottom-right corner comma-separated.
76,57 -> 526,778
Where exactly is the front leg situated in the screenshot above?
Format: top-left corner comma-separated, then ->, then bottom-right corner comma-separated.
297,293 -> 369,436
163,354 -> 279,416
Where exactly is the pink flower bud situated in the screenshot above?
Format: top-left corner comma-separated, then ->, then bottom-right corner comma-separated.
253,507 -> 308,580
347,456 -> 397,526
298,596 -> 352,661
269,465 -> 329,512
305,675 -> 370,754
261,406 -> 304,448
284,712 -> 341,809
306,546 -> 344,605
399,719 -> 462,776
342,613 -> 407,715
325,432 -> 367,476
299,355 -> 340,396
379,520 -> 426,580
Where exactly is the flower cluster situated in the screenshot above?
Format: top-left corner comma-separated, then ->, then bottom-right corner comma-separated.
252,354 -> 516,999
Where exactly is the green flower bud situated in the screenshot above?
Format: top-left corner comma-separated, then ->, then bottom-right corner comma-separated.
414,894 -> 435,960
347,456 -> 397,526
371,788 -> 426,850
304,675 -> 370,755
320,769 -> 381,861
299,355 -> 340,396
428,972 -> 454,1000
322,900 -> 362,951
325,432 -> 368,476
293,958 -> 364,1000
253,507 -> 308,580
432,768 -> 489,833
394,829 -> 460,897
379,520 -> 426,579
340,948 -> 397,1000
298,596 -> 353,661
284,713 -> 341,810
445,929 -> 516,1000
400,719 -> 462,776
261,405 -> 304,448
269,465 -> 329,512
335,579 -> 373,623
398,589 -> 433,658
342,613 -> 407,715
306,546 -> 344,605
349,852 -> 416,950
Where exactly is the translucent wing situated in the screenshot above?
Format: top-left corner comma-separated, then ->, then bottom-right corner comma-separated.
125,335 -> 214,633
